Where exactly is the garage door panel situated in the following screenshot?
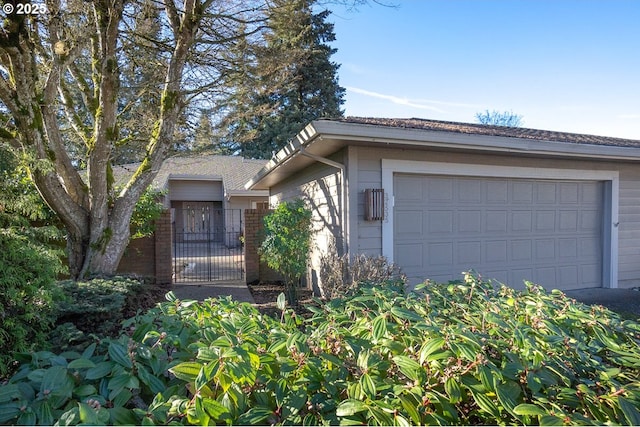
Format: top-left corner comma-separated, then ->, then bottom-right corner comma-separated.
535,239 -> 556,260
579,237 -> 600,257
559,211 -> 579,231
427,178 -> 454,202
510,268 -> 534,288
485,240 -> 508,263
484,269 -> 509,284
513,182 -> 534,203
395,175 -> 423,202
458,210 -> 482,233
395,243 -> 423,269
536,183 -> 557,204
487,210 -> 508,232
535,267 -> 557,285
394,174 -> 603,290
511,240 -> 533,261
511,211 -> 532,232
559,266 -> 579,287
487,181 -> 508,203
396,210 -> 423,236
428,211 -> 454,234
535,211 -> 556,231
428,242 -> 454,266
459,179 -> 483,203
558,238 -> 578,258
458,241 -> 482,264
560,183 -> 579,203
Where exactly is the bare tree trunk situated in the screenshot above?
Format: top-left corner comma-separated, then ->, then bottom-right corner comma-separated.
0,0 -> 253,279
78,0 -> 201,278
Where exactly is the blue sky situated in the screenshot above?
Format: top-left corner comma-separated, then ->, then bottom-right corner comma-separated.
327,1 -> 640,139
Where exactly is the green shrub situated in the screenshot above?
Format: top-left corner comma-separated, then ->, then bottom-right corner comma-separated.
0,227 -> 65,377
128,188 -> 166,239
0,294 -> 279,426
2,274 -> 640,425
55,277 -> 150,339
260,199 -> 312,304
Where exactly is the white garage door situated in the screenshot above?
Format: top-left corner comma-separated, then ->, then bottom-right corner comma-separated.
394,174 -> 603,290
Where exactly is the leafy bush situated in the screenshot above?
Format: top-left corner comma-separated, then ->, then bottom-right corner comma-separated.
260,199 -> 312,304
0,227 -> 65,377
128,188 -> 166,239
2,274 -> 640,425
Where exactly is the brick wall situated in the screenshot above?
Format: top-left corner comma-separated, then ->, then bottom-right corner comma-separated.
117,210 -> 172,285
154,210 -> 172,285
117,236 -> 155,277
244,209 -> 282,283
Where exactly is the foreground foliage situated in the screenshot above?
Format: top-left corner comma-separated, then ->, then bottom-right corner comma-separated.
1,275 -> 640,425
0,227 -> 65,377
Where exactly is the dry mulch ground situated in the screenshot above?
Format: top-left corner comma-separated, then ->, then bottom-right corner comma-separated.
247,281 -> 315,317
146,281 -> 317,318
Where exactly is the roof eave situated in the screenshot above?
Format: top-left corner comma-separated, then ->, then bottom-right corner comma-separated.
245,120 -> 640,190
312,120 -> 640,158
225,189 -> 269,198
168,174 -> 223,181
245,122 -> 321,190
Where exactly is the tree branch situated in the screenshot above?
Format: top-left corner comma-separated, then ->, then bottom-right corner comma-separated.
42,0 -> 90,208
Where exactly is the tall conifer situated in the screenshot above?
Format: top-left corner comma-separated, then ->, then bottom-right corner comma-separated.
219,0 -> 345,158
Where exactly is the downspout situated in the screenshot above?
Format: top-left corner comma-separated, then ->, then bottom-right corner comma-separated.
299,147 -> 348,257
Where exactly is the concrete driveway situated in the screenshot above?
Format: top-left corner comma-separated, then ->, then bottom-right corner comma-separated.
565,287 -> 640,318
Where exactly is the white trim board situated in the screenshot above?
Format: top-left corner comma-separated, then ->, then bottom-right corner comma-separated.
381,159 -> 620,288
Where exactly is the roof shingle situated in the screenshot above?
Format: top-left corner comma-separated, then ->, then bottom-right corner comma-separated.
334,117 -> 640,148
113,155 -> 268,194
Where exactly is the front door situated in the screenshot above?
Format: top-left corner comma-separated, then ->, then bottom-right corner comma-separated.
183,202 -> 216,241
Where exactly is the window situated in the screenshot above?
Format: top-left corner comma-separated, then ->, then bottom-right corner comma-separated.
251,200 -> 270,209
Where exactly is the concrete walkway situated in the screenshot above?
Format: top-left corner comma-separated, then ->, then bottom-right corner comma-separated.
170,280 -> 255,303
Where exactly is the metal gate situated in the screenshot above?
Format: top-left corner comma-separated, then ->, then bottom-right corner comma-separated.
172,207 -> 244,282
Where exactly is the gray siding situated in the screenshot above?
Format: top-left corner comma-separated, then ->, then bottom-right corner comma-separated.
169,180 -> 223,201
270,153 -> 345,295
618,168 -> 640,286
352,146 -> 640,289
355,156 -> 383,256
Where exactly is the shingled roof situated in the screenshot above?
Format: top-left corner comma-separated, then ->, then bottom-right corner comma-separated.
334,117 -> 640,148
113,155 -> 268,195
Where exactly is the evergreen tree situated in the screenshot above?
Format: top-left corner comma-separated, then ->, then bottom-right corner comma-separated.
115,0 -> 167,163
194,110 -> 215,151
193,109 -> 235,154
219,0 -> 345,159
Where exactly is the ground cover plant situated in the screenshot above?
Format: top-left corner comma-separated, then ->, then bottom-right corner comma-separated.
1,274 -> 640,425
56,277 -> 162,336
50,276 -> 166,352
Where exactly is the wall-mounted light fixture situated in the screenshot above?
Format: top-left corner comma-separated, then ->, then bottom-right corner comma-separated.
364,188 -> 385,221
